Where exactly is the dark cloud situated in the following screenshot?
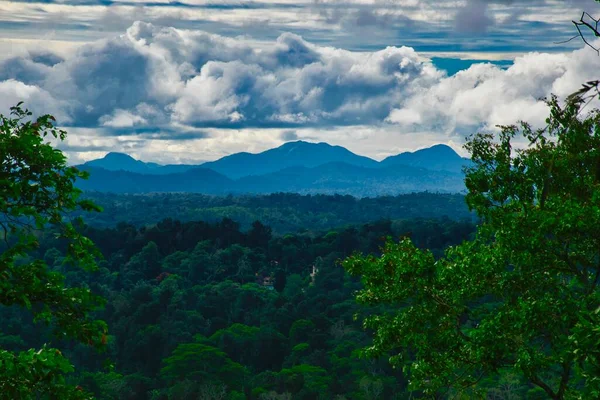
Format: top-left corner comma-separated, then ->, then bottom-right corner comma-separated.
1,22 -> 438,131
29,51 -> 64,66
55,143 -> 117,153
354,10 -> 414,29
304,0 -> 599,50
5,0 -> 296,8
0,56 -> 51,84
455,0 -> 495,33
3,0 -> 596,60
280,130 -> 299,141
140,131 -> 209,141
100,126 -> 209,140
1,20 -> 597,147
273,33 -> 321,68
312,0 -> 415,30
58,40 -> 152,125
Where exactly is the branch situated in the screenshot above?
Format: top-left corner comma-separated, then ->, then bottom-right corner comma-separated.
557,360 -> 572,399
572,11 -> 600,55
530,374 -> 558,400
0,220 -> 9,247
554,34 -> 581,45
456,314 -> 472,343
565,11 -> 600,104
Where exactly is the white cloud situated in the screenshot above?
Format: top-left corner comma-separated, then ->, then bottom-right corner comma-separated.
171,60 -> 262,124
0,79 -> 71,123
0,21 -> 598,163
99,109 -> 148,128
386,45 -> 600,133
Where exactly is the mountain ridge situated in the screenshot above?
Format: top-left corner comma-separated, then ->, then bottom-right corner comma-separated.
82,152 -> 200,175
77,165 -> 233,194
78,160 -> 465,197
380,144 -> 471,173
80,141 -> 469,177
76,141 -> 471,196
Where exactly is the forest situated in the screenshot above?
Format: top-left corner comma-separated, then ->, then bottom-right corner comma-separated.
2,12 -> 600,397
1,215 -> 475,399
3,92 -> 600,399
76,192 -> 474,234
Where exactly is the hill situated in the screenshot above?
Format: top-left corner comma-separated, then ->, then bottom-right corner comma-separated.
379,144 -> 471,173
76,142 -> 471,195
201,141 -> 379,179
77,166 -> 232,193
82,152 -> 198,175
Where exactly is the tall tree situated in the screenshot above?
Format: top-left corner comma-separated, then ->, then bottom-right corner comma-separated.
0,103 -> 107,399
343,95 -> 600,399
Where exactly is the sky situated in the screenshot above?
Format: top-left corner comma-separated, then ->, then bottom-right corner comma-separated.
1,0 -> 600,164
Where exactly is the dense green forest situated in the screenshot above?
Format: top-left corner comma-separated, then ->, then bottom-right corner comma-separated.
3,96 -> 600,399
1,216 -> 475,399
3,18 -> 600,395
77,192 -> 474,234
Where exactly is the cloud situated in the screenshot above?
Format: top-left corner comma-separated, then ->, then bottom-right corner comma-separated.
1,21 -> 446,129
386,44 -> 600,134
29,51 -> 65,66
312,0 -> 416,30
0,79 -> 72,122
0,20 -> 598,163
0,55 -> 54,85
455,0 -> 495,33
99,109 -> 148,128
4,0 -> 597,56
280,130 -> 299,141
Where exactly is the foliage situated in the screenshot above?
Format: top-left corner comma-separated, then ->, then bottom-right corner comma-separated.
160,342 -> 247,388
1,205 -> 475,398
344,97 -> 600,398
79,191 -> 475,234
0,103 -> 106,398
0,346 -> 90,399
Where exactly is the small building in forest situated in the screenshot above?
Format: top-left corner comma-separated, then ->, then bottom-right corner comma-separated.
255,272 -> 275,290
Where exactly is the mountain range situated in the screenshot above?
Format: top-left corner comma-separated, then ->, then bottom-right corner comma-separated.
76,141 -> 472,197
83,152 -> 197,175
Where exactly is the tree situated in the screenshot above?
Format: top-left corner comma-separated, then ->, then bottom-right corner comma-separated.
343,95 -> 600,399
247,220 -> 272,248
565,0 -> 600,105
160,342 -> 247,391
276,364 -> 332,398
122,241 -> 161,282
0,103 -> 107,398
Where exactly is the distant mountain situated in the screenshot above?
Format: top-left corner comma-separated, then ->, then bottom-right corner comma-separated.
235,162 -> 465,196
77,166 -> 232,193
77,162 -> 465,197
83,152 -> 152,173
82,152 -> 198,175
80,141 -> 378,178
76,142 -> 471,196
200,141 -> 379,179
380,144 -> 472,173
82,142 -> 471,178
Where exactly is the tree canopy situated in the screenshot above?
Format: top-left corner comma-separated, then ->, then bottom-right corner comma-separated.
344,95 -> 600,399
0,103 -> 107,399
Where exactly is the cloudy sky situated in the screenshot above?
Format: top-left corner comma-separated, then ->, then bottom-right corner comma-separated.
1,0 -> 599,164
